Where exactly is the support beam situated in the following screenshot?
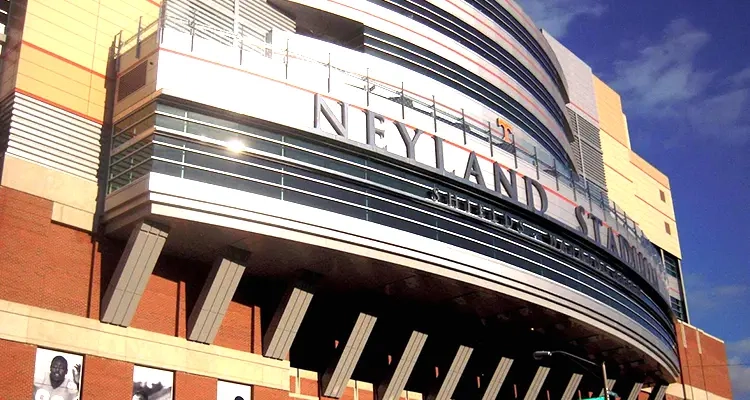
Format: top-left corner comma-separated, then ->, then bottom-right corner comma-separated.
187,247 -> 250,344
523,366 -> 550,400
426,345 -> 474,400
626,383 -> 643,400
647,385 -> 666,400
375,331 -> 429,400
321,312 -> 378,398
263,272 -> 319,359
600,379 -> 617,396
561,373 -> 583,400
480,357 -> 513,400
101,220 -> 169,326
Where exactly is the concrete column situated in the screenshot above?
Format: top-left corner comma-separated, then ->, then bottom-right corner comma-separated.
647,385 -> 666,400
522,366 -> 550,400
187,247 -> 250,344
263,272 -> 319,360
321,312 -> 378,398
626,383 -> 643,400
561,373 -> 583,400
480,357 -> 513,400
375,331 -> 429,400
600,379 -> 617,396
426,345 -> 474,400
101,220 -> 169,326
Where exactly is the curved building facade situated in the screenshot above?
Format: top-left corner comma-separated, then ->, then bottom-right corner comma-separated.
0,1 -> 734,400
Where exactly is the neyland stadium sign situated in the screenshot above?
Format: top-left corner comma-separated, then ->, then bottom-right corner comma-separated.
312,94 -> 664,296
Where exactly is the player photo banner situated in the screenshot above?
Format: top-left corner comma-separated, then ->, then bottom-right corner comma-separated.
132,365 -> 174,400
33,348 -> 83,400
217,380 -> 252,400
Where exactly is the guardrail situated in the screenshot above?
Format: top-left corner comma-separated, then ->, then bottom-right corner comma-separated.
111,11 -> 670,302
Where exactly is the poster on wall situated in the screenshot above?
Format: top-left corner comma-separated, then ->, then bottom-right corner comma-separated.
132,365 -> 174,400
32,348 -> 83,400
217,380 -> 252,400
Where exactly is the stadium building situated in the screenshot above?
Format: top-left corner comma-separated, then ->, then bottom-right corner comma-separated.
0,0 -> 733,399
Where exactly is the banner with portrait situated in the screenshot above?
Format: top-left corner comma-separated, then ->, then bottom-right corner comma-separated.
217,380 -> 252,400
132,365 -> 174,400
32,348 -> 83,400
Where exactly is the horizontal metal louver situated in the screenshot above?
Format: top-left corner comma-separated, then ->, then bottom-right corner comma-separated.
566,107 -> 607,191
3,92 -> 102,181
581,141 -> 606,189
165,0 -> 234,45
576,115 -> 600,149
238,0 -> 294,39
164,0 -> 295,44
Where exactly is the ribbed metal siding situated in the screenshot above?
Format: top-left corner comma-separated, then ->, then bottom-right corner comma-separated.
567,107 -> 606,190
164,0 -> 294,43
165,0 -> 235,45
238,0 -> 294,38
2,92 -> 101,181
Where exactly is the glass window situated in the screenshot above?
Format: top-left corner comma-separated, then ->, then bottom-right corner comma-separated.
664,252 -> 679,278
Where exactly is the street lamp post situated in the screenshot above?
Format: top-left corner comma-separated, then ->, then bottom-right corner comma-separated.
533,350 -> 611,399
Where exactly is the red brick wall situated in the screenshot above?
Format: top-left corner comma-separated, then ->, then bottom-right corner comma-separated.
673,322 -> 733,400
301,377 -> 319,396
0,187 -> 266,353
255,384 -> 291,400
699,331 -> 732,398
175,371 -> 218,399
0,339 -> 35,400
81,355 -> 133,400
0,187 -> 94,317
214,300 -> 253,351
130,257 -> 181,336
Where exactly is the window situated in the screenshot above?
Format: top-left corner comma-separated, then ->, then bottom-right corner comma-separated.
665,222 -> 671,235
664,252 -> 678,278
660,190 -> 666,202
671,297 -> 686,321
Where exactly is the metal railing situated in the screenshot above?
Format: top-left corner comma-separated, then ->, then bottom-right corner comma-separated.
111,12 -> 670,301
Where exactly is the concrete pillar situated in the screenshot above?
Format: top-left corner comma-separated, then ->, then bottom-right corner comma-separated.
263,271 -> 319,360
626,383 -> 643,400
523,366 -> 550,400
101,220 -> 169,326
187,247 -> 250,344
600,379 -> 617,396
426,345 -> 474,400
647,385 -> 666,400
321,312 -> 378,398
375,331 -> 429,400
480,357 -> 513,400
561,373 -> 583,400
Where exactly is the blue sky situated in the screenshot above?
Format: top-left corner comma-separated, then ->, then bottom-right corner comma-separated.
516,0 -> 750,397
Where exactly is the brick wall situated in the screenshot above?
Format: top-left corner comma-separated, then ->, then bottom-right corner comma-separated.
673,322 -> 733,399
255,385 -> 292,400
0,340 -> 35,400
0,187 -> 94,317
81,355 -> 133,400
175,371 -> 218,400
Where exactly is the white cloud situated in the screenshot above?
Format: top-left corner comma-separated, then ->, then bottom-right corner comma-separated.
729,67 -> 750,87
516,0 -> 606,38
728,356 -> 750,398
684,274 -> 748,313
611,19 -> 712,111
609,18 -> 750,145
728,338 -> 750,357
